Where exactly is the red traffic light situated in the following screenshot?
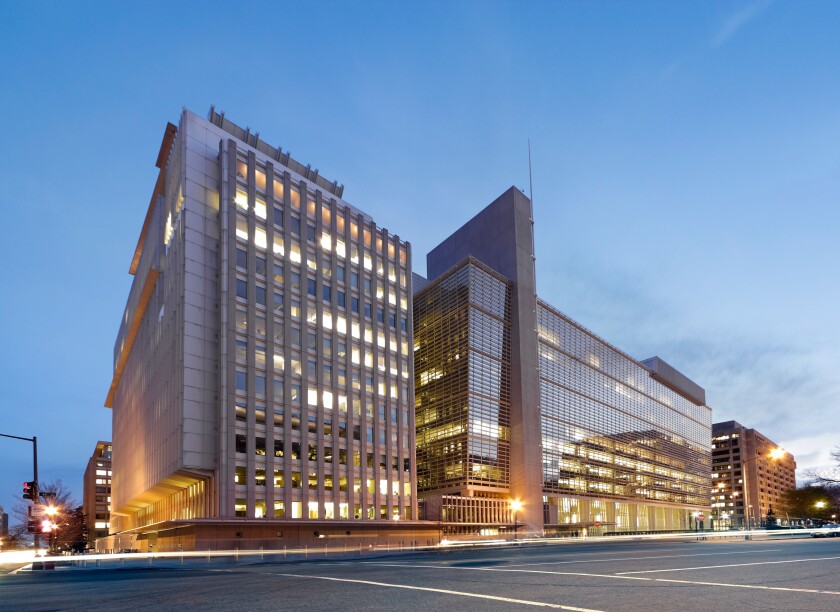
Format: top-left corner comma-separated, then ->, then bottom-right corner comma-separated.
23,481 -> 36,500
40,519 -> 54,534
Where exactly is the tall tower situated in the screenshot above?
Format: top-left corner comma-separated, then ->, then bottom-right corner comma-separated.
416,187 -> 544,534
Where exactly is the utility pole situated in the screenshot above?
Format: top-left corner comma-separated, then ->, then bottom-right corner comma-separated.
1,433 -> 40,548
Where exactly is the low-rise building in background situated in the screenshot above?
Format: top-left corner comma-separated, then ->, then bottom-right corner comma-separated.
83,441 -> 112,549
711,420 -> 796,529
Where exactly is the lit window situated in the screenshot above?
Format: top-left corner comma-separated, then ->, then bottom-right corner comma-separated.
308,387 -> 318,406
290,242 -> 301,263
336,240 -> 346,259
255,227 -> 267,250
321,232 -> 332,251
273,235 -> 284,256
322,312 -> 333,330
351,347 -> 360,364
377,332 -> 385,348
351,322 -> 360,339
336,316 -> 347,335
235,190 -> 248,211
236,218 -> 248,241
364,351 -> 373,368
323,390 -> 333,410
364,329 -> 372,343
255,197 -> 267,220
363,253 -> 372,270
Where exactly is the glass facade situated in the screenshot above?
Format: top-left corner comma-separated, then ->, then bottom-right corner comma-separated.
414,260 -> 511,494
538,300 -> 712,530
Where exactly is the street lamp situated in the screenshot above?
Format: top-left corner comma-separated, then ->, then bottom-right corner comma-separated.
510,500 -> 523,542
43,506 -> 59,552
767,448 -> 786,460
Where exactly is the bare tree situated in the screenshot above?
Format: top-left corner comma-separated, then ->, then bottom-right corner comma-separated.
805,445 -> 840,486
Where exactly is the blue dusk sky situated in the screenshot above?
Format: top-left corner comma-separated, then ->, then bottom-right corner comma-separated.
1,0 -> 838,516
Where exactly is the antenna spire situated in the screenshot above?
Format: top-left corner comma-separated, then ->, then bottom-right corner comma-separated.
528,139 -> 534,204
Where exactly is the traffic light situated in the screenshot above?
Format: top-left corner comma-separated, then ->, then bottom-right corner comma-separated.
27,519 -> 38,533
23,481 -> 37,500
40,519 -> 54,534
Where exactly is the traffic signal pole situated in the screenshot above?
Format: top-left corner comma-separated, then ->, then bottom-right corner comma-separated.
33,436 -> 39,549
1,432 -> 40,548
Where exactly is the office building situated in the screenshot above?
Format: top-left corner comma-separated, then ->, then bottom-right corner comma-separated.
414,187 -> 712,535
83,441 -> 112,549
104,108 -> 429,551
711,420 -> 796,529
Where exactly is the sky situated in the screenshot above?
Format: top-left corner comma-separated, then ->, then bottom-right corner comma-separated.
1,0 -> 838,518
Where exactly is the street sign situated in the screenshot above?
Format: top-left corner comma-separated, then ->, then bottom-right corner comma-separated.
31,504 -> 46,518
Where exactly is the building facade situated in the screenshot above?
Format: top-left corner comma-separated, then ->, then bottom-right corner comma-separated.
104,109 -> 426,551
711,420 -> 796,529
82,441 -> 112,548
415,187 -> 712,535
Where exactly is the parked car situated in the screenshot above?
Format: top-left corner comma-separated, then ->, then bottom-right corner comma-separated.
811,524 -> 840,537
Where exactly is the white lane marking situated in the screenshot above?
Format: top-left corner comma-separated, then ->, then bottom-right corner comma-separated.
616,555 -> 840,574
649,577 -> 840,596
500,549 -> 782,567
360,562 -> 840,596
362,563 -> 650,581
362,549 -> 781,570
269,572 -> 603,611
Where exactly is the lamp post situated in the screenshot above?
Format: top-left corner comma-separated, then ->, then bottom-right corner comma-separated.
510,500 -> 523,542
1,432 -> 40,548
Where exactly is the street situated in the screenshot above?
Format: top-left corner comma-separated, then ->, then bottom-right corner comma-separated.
2,536 -> 839,611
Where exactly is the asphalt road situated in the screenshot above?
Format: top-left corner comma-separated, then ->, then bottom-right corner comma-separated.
2,537 -> 839,611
